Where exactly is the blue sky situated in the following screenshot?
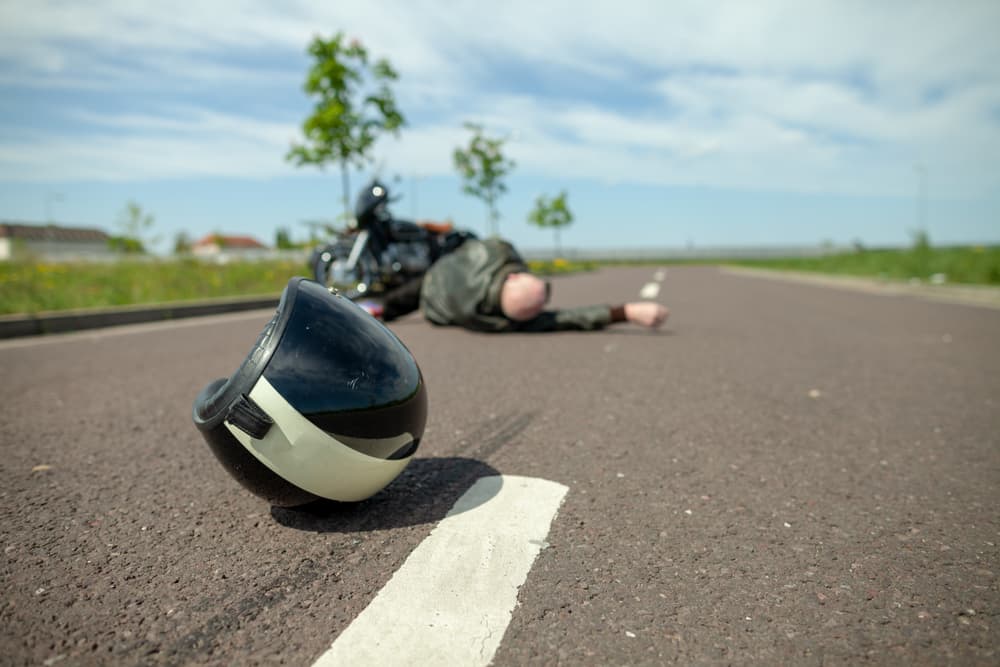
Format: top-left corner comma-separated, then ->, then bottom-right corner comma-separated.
1,1 -> 998,254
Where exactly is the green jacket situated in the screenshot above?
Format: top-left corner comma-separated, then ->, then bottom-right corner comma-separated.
419,238 -> 613,332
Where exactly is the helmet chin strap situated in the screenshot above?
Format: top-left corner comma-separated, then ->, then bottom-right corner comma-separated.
225,376 -> 414,502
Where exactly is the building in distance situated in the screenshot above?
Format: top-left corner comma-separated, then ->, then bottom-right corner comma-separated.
0,222 -> 114,262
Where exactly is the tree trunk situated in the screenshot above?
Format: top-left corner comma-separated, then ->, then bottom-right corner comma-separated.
340,161 -> 351,225
486,195 -> 495,237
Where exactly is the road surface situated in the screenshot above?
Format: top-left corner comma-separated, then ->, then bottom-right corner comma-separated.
1,266 -> 997,666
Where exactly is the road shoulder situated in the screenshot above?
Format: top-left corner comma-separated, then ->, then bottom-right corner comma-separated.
720,265 -> 1000,310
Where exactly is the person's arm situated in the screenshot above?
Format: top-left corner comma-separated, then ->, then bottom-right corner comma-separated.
381,276 -> 425,322
512,302 -> 668,332
511,304 -> 613,332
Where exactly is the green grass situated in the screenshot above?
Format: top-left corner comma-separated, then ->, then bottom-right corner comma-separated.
527,258 -> 599,275
724,244 -> 1000,285
0,258 -> 310,315
3,243 -> 998,316
531,243 -> 1000,286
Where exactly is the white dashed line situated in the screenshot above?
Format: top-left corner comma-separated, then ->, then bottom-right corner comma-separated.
311,475 -> 568,667
639,282 -> 661,299
653,270 -> 666,282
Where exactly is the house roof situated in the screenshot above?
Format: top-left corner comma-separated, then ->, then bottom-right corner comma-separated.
193,234 -> 268,249
0,222 -> 109,242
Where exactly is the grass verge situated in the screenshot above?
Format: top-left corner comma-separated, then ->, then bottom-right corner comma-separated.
3,242 -> 997,315
724,244 -> 1000,285
0,258 -> 310,315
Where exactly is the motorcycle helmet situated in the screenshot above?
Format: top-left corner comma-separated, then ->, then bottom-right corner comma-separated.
192,277 -> 427,507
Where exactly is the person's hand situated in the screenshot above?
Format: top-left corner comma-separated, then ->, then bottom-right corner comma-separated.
624,302 -> 669,328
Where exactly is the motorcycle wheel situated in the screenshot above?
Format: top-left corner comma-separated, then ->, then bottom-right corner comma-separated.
314,248 -> 381,301
312,246 -> 337,285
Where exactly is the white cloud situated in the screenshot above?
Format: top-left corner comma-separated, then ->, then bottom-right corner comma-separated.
0,109 -> 298,181
0,0 -> 997,198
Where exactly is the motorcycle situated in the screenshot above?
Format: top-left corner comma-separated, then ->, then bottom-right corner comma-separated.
311,180 -> 475,299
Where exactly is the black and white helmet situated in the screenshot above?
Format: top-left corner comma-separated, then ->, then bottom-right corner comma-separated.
192,277 -> 427,507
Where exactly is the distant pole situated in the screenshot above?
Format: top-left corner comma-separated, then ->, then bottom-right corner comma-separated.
914,163 -> 927,230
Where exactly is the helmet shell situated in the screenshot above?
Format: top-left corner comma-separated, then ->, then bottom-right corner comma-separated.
192,278 -> 427,506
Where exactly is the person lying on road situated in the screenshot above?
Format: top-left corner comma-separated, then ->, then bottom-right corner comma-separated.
362,237 -> 669,332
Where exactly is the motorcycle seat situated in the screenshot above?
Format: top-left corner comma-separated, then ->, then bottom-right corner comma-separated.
418,221 -> 454,235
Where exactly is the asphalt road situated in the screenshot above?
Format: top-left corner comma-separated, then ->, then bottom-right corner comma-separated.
1,266 -> 997,666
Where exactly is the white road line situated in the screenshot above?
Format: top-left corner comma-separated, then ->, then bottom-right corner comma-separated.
653,270 -> 666,282
639,282 -> 661,299
0,309 -> 274,350
312,475 -> 568,667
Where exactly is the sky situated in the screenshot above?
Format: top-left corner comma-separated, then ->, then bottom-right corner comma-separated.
0,0 -> 998,254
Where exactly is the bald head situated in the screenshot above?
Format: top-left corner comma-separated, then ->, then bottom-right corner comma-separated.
500,272 -> 549,321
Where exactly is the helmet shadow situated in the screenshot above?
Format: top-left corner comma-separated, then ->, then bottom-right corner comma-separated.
269,456 -> 501,532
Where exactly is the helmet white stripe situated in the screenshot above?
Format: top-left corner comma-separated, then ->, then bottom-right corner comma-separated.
225,376 -> 413,502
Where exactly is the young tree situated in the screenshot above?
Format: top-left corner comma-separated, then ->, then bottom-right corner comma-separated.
453,123 -> 515,237
908,227 -> 933,279
527,191 -> 574,257
286,33 -> 405,224
108,200 -> 156,254
275,227 -> 294,250
173,230 -> 192,255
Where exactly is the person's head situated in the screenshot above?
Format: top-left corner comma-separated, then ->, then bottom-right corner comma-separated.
500,272 -> 550,321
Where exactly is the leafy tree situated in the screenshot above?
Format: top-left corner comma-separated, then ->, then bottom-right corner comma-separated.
527,191 -> 574,257
453,122 -> 515,237
908,228 -> 933,278
275,226 -> 295,250
173,230 -> 192,255
108,200 -> 156,254
287,33 -> 405,224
